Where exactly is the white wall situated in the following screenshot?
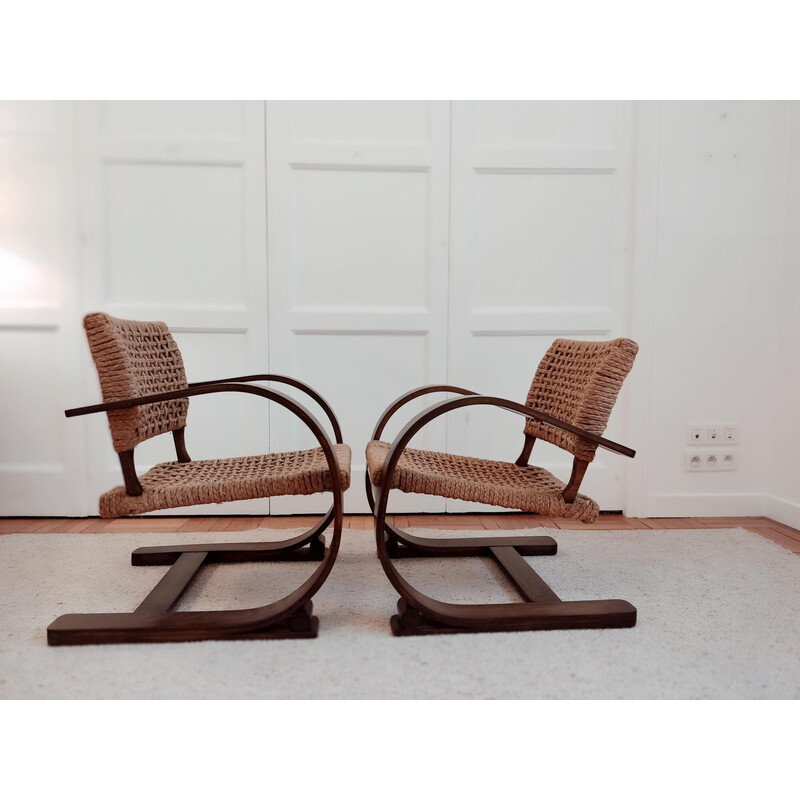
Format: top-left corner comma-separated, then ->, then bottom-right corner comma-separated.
0,102 -> 87,515
629,101 -> 789,518
0,101 -> 272,515
767,103 -> 800,529
1,100 -> 797,519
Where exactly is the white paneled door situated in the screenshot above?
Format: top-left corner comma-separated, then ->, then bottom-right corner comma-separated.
266,101 -> 451,514
447,101 -> 635,511
0,102 -> 86,515
77,101 -> 270,515
0,100 -> 637,517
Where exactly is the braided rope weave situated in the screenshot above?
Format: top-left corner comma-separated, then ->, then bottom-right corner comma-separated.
84,312 -> 189,453
365,441 -> 599,522
100,444 -> 352,518
523,338 -> 638,462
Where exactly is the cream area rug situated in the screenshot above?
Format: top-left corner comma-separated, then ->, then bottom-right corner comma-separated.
1,526 -> 798,699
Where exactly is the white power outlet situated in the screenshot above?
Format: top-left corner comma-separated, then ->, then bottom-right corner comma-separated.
686,453 -> 704,469
723,426 -> 740,443
687,425 -> 740,445
687,426 -> 708,444
685,451 -> 737,471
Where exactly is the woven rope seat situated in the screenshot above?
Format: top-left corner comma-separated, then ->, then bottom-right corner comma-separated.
366,440 -> 598,522
100,444 -> 351,518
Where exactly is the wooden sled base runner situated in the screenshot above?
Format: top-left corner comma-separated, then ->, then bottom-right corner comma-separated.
381,522 -> 637,637
48,528 -> 330,646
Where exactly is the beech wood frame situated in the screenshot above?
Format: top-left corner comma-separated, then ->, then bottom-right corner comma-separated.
48,375 -> 345,646
366,385 -> 637,636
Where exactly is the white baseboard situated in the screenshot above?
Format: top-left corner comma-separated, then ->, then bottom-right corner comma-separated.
644,493 -> 767,518
764,495 -> 800,530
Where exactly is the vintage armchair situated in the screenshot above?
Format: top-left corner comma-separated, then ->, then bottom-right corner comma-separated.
48,312 -> 351,645
365,337 -> 639,636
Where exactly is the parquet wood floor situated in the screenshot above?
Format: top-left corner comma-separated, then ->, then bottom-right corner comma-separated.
1,514 -> 798,554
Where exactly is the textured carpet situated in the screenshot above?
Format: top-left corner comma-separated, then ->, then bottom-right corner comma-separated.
1,527 -> 799,699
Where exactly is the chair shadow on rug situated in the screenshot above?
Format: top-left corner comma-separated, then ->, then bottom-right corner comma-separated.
365,337 -> 639,636
48,312 -> 351,646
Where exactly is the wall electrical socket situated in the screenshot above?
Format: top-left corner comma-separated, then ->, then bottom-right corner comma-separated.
686,425 -> 739,445
685,451 -> 738,471
722,426 -> 739,443
688,426 -> 708,444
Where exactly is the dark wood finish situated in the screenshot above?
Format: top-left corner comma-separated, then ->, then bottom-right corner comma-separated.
50,378 -> 346,646
369,384 -> 479,443
189,374 -> 344,444
132,537 -> 327,566
370,502 -> 638,637
118,450 -> 143,496
490,545 -> 560,603
48,602 -> 321,645
47,511 -> 339,646
383,520 -> 557,557
365,384 -> 478,512
187,374 -> 344,443
561,458 -> 590,503
365,388 -> 638,637
66,373 -> 343,443
132,531 -> 328,566
386,395 -> 636,458
514,434 -> 536,466
172,427 -> 191,462
134,551 -> 207,614
390,597 -> 636,635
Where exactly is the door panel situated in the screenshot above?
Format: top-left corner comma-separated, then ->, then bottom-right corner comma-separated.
447,101 -> 635,511
78,101 -> 269,515
266,101 -> 451,514
0,102 -> 87,515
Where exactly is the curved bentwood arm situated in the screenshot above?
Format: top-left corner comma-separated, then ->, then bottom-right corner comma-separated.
188,374 -> 343,444
66,382 -> 343,552
365,385 -> 478,511
369,384 -> 479,442
52,383 -> 345,644
366,388 -> 635,510
371,394 -> 637,634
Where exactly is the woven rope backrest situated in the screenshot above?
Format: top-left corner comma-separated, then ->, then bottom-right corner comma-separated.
523,338 -> 638,462
83,312 -> 189,453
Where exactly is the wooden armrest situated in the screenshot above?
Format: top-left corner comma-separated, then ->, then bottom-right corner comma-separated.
491,397 -> 635,458
187,374 -> 342,443
66,383 -> 343,500
371,393 -> 635,516
371,384 -> 478,442
380,394 -> 635,475
64,383 -> 337,455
